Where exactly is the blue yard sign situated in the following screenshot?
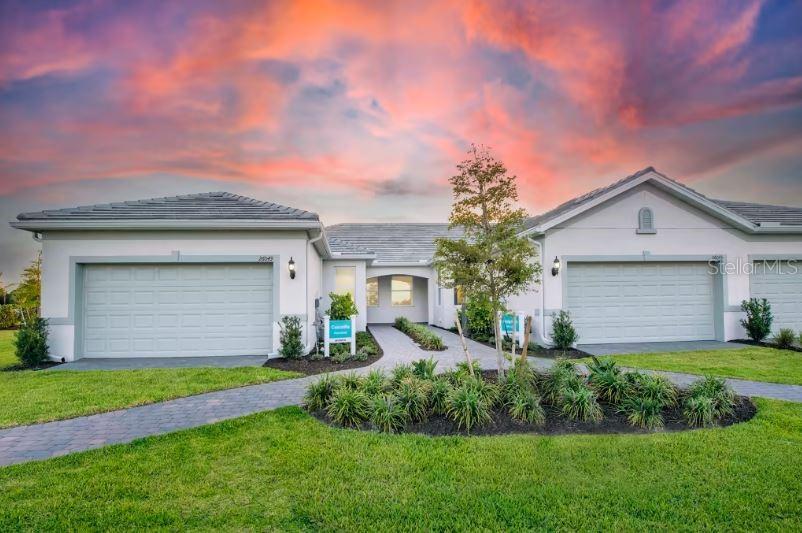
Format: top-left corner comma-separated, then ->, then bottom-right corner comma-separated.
329,319 -> 352,341
500,314 -> 518,335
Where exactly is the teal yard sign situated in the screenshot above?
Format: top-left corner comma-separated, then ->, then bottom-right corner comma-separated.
324,315 -> 356,357
499,312 -> 525,347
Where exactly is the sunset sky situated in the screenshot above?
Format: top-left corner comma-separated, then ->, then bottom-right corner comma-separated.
2,0 -> 802,282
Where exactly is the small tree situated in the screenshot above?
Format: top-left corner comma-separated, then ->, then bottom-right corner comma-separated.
551,310 -> 579,351
15,316 -> 49,367
278,315 -> 305,359
15,252 -> 42,310
327,292 -> 358,320
434,145 -> 541,377
740,298 -> 772,342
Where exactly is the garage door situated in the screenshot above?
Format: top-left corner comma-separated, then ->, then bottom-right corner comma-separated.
82,264 -> 273,357
751,260 -> 802,333
566,262 -> 715,344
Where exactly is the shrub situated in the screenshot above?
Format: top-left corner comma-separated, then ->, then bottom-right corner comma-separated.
508,389 -> 545,425
551,310 -> 579,350
412,357 -> 438,380
683,395 -> 716,428
353,347 -> 370,362
278,315 -> 304,359
304,375 -> 335,411
502,363 -> 537,403
541,360 -> 582,404
622,396 -> 664,430
447,382 -> 492,432
391,363 -> 414,384
394,317 -> 445,350
370,395 -> 408,433
453,360 -> 481,381
587,359 -> 628,405
362,369 -> 388,396
560,386 -> 602,422
429,378 -> 452,414
337,372 -> 363,391
327,388 -> 369,427
15,316 -> 49,368
0,304 -> 21,329
772,328 -> 796,349
330,344 -> 351,363
740,298 -> 773,342
395,378 -> 430,422
463,295 -> 494,340
328,292 -> 358,320
634,374 -> 677,408
687,376 -> 735,418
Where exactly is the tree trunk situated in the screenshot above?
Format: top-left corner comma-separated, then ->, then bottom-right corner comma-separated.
493,312 -> 505,379
454,318 -> 475,376
520,315 -> 532,366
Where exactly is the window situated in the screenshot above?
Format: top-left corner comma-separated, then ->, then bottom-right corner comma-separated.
437,287 -> 442,306
334,266 -> 356,296
366,277 -> 379,306
453,285 -> 465,305
637,207 -> 656,234
391,275 -> 413,306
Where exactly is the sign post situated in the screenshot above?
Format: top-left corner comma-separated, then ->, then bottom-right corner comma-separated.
499,311 -> 526,347
324,315 -> 356,357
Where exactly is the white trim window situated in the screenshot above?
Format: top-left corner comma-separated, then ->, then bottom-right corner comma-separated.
334,266 -> 356,296
637,207 -> 656,234
366,277 -> 379,307
391,275 -> 413,306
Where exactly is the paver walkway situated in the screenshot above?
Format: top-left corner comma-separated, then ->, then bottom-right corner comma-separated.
1,325 -> 801,467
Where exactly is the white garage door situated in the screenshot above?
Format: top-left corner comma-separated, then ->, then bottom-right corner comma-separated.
566,262 -> 715,344
82,264 -> 273,358
751,260 -> 802,333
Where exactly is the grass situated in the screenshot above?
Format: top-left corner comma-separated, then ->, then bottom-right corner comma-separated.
0,399 -> 801,530
586,347 -> 802,386
0,330 -> 299,428
0,330 -> 17,370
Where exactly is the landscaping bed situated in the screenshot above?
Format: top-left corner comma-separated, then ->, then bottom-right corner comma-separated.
304,356 -> 753,437
734,339 -> 802,354
264,329 -> 383,376
394,317 -> 446,350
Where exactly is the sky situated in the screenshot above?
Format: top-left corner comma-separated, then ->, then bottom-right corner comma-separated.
1,0 -> 802,283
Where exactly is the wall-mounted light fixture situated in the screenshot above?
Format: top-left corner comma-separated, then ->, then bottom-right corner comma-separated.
551,256 -> 561,276
288,257 -> 296,279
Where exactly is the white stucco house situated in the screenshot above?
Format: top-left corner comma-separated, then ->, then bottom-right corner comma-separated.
11,167 -> 802,361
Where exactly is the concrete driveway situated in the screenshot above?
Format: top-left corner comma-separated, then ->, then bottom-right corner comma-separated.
578,340 -> 750,357
48,355 -> 269,371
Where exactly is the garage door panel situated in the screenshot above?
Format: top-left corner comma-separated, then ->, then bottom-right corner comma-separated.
82,263 -> 273,357
567,262 -> 715,343
751,261 -> 802,332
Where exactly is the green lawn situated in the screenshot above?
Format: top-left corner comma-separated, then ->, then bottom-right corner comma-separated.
1,400 -> 800,530
586,347 -> 802,386
0,330 -> 16,370
0,329 -> 299,428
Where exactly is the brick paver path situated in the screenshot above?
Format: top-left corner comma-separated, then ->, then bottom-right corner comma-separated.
1,325 -> 801,467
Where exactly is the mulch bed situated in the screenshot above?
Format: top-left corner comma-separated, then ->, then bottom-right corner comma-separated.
441,327 -> 589,359
310,370 -> 757,437
394,325 -> 447,351
2,360 -> 63,372
264,330 -> 384,376
734,339 -> 802,353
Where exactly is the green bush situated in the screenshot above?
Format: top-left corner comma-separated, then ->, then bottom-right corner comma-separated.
634,374 -> 677,407
551,310 -> 579,350
395,378 -> 430,422
541,359 -> 582,404
278,315 -> 304,359
304,376 -> 336,411
463,375 -> 500,408
453,360 -> 481,381
0,304 -> 21,329
337,372 -> 364,391
740,298 -> 773,342
15,317 -> 49,368
447,382 -> 492,432
429,378 -> 452,414
622,396 -> 664,430
328,292 -> 358,320
391,363 -> 414,384
508,388 -> 545,425
463,295 -> 494,340
394,317 -> 445,350
362,369 -> 388,396
560,386 -> 602,422
370,395 -> 408,433
687,376 -> 735,419
412,357 -> 438,380
683,395 -> 716,428
330,344 -> 351,363
772,328 -> 796,349
327,388 -> 369,428
356,331 -> 379,353
587,358 -> 628,405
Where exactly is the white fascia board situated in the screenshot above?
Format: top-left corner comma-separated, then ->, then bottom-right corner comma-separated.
10,219 -> 323,231
370,260 -> 432,267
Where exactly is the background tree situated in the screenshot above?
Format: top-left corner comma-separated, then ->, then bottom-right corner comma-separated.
14,252 -> 42,314
434,145 -> 541,377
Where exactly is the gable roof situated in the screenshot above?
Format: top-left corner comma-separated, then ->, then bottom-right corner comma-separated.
326,223 -> 464,264
12,192 -> 321,231
522,167 -> 802,235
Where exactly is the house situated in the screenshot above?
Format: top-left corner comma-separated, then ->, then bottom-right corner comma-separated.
11,168 -> 802,361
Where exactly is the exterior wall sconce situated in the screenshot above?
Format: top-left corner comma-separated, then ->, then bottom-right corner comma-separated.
551,256 -> 561,276
288,257 -> 296,279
